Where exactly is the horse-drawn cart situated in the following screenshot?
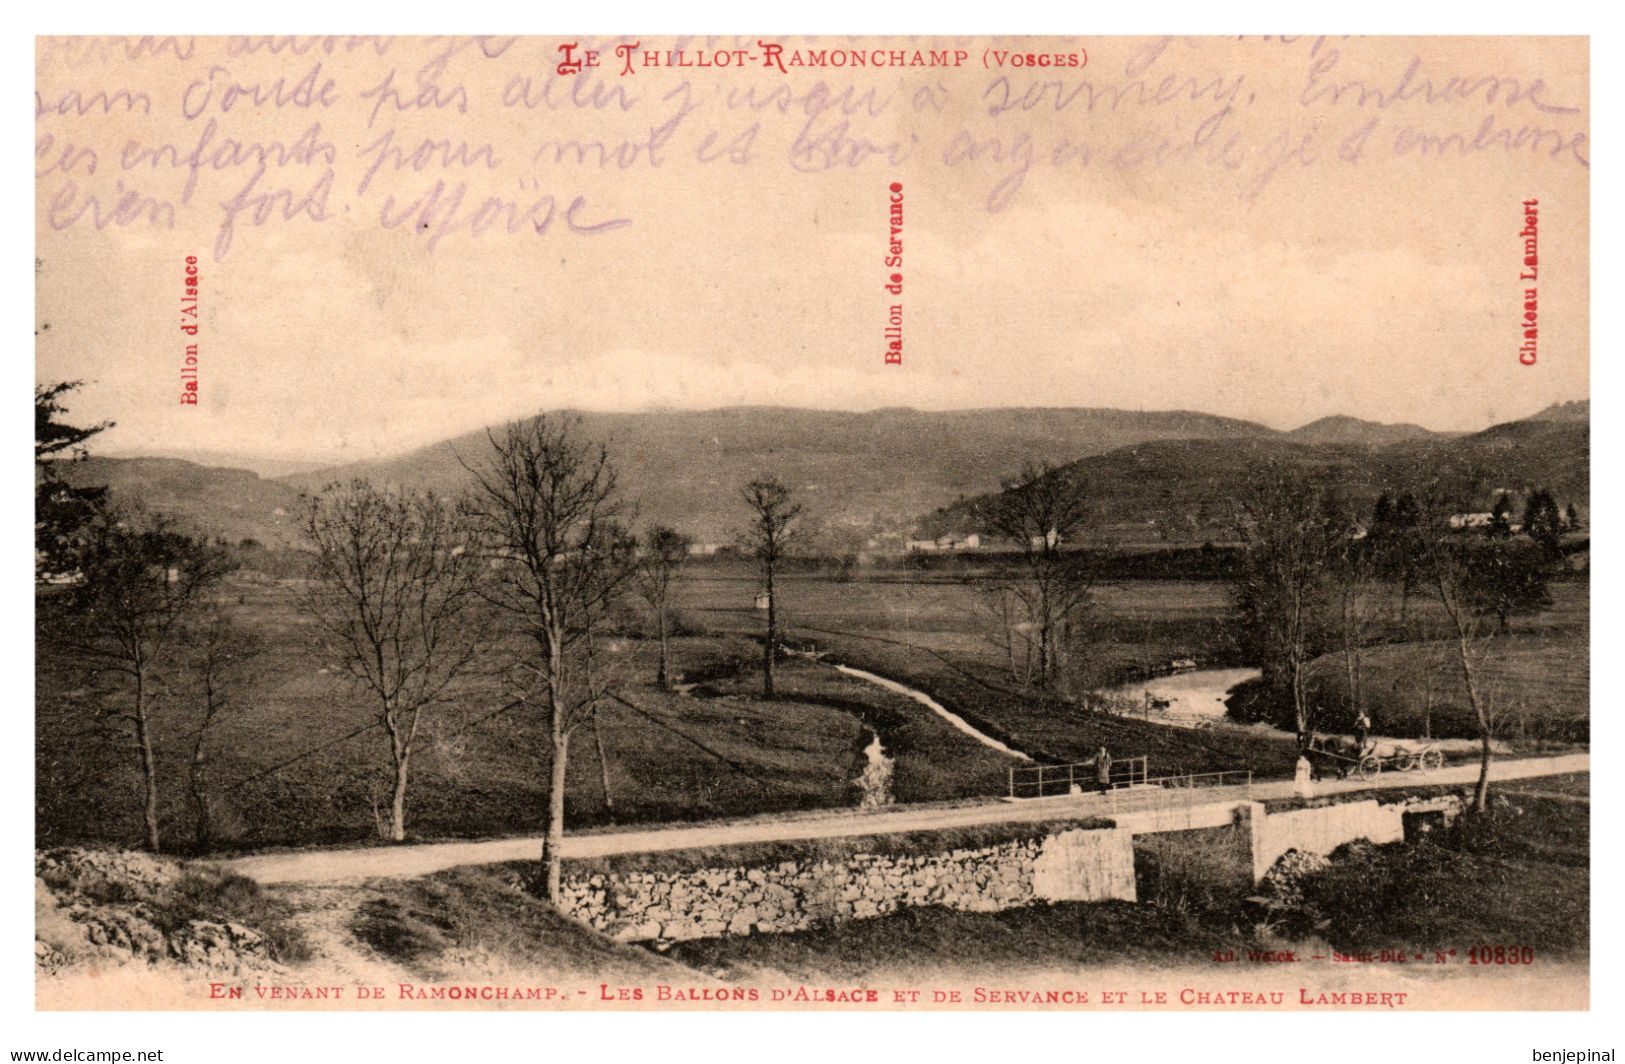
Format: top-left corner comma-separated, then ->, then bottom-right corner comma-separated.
1307,736 -> 1445,781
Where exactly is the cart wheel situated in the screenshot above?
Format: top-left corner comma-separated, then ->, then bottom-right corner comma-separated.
1357,755 -> 1382,781
1420,749 -> 1445,773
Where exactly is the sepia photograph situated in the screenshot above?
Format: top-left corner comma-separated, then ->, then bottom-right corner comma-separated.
29,29 -> 1592,1025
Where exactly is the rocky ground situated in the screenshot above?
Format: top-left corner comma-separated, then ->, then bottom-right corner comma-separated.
35,848 -> 293,980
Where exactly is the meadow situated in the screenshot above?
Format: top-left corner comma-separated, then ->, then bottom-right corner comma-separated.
1269,580 -> 1589,742
35,558 -> 1587,855
37,568 -> 1030,853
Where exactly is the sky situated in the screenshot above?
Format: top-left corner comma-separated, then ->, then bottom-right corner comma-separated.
36,35 -> 1589,464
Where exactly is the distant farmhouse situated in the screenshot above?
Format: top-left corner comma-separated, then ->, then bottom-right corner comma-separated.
906,532 -> 980,553
1449,513 -> 1523,531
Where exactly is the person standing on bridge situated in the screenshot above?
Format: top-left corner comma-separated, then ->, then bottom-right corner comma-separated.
1095,746 -> 1113,791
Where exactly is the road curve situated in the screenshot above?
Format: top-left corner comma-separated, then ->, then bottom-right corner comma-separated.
222,753 -> 1588,886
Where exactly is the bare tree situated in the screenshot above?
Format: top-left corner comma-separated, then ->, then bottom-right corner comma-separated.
580,623 -> 637,817
988,461 -> 1093,693
977,581 -> 1037,687
180,609 -> 260,851
53,507 -> 232,852
1233,466 -> 1335,753
636,525 -> 692,690
300,481 -> 485,843
462,417 -> 638,902
739,477 -> 802,698
1327,501 -> 1381,733
1413,500 -> 1502,813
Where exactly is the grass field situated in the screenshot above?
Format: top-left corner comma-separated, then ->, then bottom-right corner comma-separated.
36,573 -> 1028,853
1302,633 -> 1589,743
1224,577 -> 1586,743
675,571 -> 1245,690
673,569 -> 1303,779
36,562 -> 1586,854
1501,772 -> 1589,798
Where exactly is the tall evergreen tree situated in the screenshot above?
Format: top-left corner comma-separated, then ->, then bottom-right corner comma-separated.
1523,488 -> 1564,561
35,381 -> 112,578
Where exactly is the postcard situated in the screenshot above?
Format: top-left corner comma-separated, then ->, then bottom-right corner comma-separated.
34,33 -> 1589,1011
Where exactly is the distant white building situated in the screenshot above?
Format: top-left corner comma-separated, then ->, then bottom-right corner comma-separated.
908,533 -> 982,552
687,542 -> 722,557
1449,513 -> 1494,529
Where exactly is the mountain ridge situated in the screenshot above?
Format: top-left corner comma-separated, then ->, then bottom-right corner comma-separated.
72,403 -> 1589,551
1285,415 -> 1447,448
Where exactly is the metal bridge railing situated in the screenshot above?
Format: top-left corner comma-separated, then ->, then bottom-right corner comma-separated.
1008,762 -> 1253,806
1007,756 -> 1148,799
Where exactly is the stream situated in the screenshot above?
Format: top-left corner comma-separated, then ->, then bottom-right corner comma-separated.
854,730 -> 895,808
1101,667 -> 1262,728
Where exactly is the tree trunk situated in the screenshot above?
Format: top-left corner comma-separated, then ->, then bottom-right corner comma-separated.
134,669 -> 162,854
1291,656 -> 1311,754
763,565 -> 777,698
1343,644 -> 1360,724
389,748 -> 410,842
188,735 -> 210,852
593,710 -> 615,814
544,729 -> 569,903
1453,629 -> 1493,813
999,602 -> 1019,683
656,606 -> 670,691
383,707 -> 413,843
1340,591 -> 1358,723
1037,616 -> 1053,688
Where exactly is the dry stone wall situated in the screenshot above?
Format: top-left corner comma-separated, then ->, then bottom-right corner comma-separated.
557,795 -> 1465,944
559,829 -> 1136,944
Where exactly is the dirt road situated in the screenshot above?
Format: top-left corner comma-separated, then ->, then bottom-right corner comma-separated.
223,752 -> 1587,886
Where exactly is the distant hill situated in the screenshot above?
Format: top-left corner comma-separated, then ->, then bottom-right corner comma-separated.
1379,417 -> 1589,506
924,409 -> 1589,544
1527,399 -> 1589,422
105,449 -> 333,479
72,404 -> 1587,553
279,407 -> 1277,546
63,457 -> 305,547
1285,415 -> 1443,448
